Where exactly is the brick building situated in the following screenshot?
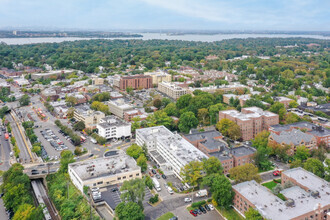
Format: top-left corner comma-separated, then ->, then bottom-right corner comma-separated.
269,122 -> 330,148
219,107 -> 279,141
118,75 -> 152,90
233,168 -> 330,220
183,130 -> 255,174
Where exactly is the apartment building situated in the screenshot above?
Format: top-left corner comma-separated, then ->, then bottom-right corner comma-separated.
233,168 -> 330,220
124,109 -> 148,122
117,75 -> 152,90
136,126 -> 207,180
219,107 -> 279,141
274,96 -> 293,108
73,105 -> 105,128
183,130 -> 255,174
91,77 -> 104,85
158,81 -> 187,100
108,99 -> 134,118
96,116 -> 131,140
68,152 -> 141,193
144,71 -> 171,85
269,122 -> 330,148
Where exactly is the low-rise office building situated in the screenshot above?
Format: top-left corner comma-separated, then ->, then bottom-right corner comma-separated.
108,99 -> 134,118
233,168 -> 330,220
97,116 -> 131,140
158,81 -> 187,100
183,130 -> 255,173
136,126 -> 207,180
74,105 -> 105,128
219,107 -> 279,141
68,152 -> 141,193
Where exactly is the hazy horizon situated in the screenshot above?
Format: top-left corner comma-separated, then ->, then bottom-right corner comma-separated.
0,0 -> 329,31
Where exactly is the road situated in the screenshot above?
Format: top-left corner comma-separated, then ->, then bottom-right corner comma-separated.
0,130 -> 12,171
7,112 -> 33,164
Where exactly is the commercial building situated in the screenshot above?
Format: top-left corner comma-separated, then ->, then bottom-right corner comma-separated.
136,126 -> 207,180
31,69 -> 75,80
97,116 -> 131,140
108,99 -> 134,118
269,122 -> 330,148
144,71 -> 171,85
117,75 -> 152,90
183,130 -> 255,174
68,152 -> 141,193
158,81 -> 187,100
74,105 -> 105,128
233,168 -> 330,220
219,107 -> 279,141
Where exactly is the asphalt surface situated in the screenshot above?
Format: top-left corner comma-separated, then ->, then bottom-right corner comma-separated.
0,130 -> 12,171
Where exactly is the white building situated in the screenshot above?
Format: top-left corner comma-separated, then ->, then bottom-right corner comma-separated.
68,152 -> 141,193
136,126 -> 207,180
158,81 -> 187,100
97,116 -> 131,140
144,70 -> 171,85
108,99 -> 134,118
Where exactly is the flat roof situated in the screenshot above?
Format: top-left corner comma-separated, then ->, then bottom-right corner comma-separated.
221,107 -> 277,121
270,122 -> 330,137
98,116 -> 130,129
69,153 -> 139,181
108,99 -> 133,110
136,126 -> 207,166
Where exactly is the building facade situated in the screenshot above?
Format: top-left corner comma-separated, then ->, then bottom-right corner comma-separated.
68,153 -> 141,193
219,107 -> 279,141
144,71 -> 171,85
158,81 -> 188,100
97,116 -> 131,140
108,99 -> 134,118
74,105 -> 105,128
118,75 -> 152,90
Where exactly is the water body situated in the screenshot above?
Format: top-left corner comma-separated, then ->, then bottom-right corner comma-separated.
0,33 -> 329,45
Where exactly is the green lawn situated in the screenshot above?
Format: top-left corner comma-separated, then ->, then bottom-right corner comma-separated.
217,207 -> 244,220
157,212 -> 175,220
262,181 -> 278,190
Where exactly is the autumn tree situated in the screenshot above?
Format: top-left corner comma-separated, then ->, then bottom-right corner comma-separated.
229,163 -> 261,183
198,108 -> 209,125
180,160 -> 203,187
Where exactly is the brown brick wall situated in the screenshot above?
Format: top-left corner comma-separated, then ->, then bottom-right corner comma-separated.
119,75 -> 152,90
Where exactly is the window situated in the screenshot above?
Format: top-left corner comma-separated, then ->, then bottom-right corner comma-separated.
136,173 -> 140,176
123,176 -> 126,179
129,175 -> 133,178
117,177 -> 121,180
97,181 -> 103,185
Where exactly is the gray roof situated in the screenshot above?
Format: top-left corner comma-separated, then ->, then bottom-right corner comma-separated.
270,129 -> 314,146
270,121 -> 330,137
231,145 -> 256,157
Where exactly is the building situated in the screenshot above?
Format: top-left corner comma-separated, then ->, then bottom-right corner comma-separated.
91,77 -> 104,85
223,94 -> 251,106
110,91 -> 123,100
136,126 -> 207,180
232,168 -> 330,220
31,69 -> 74,80
108,99 -> 134,118
97,116 -> 131,140
183,130 -> 255,174
144,71 -> 172,85
219,107 -> 279,141
269,122 -> 330,148
269,129 -> 317,154
13,77 -> 30,87
274,96 -> 293,108
124,109 -> 148,122
117,75 -> 152,90
0,81 -> 10,92
74,105 -> 105,128
158,81 -> 188,100
68,152 -> 141,193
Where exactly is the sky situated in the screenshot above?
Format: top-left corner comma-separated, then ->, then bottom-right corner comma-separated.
0,0 -> 329,31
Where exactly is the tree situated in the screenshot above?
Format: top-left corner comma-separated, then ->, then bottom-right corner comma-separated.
203,157 -> 223,176
148,110 -> 174,129
115,201 -> 144,220
126,144 -> 144,159
120,178 -> 145,205
252,131 -> 270,149
19,94 -> 30,106
153,98 -> 162,109
144,176 -> 154,190
227,123 -> 241,141
253,146 -> 272,171
285,112 -> 301,124
269,102 -> 286,120
65,96 -> 77,107
164,103 -> 177,116
290,159 -> 303,168
13,203 -> 43,220
209,174 -> 233,209
131,117 -> 141,134
73,121 -> 85,131
59,150 -> 75,173
161,97 -> 171,108
216,118 -> 237,137
294,145 -> 310,161
245,208 -> 263,220
180,160 -> 203,187
178,111 -> 198,133
176,94 -> 192,109
304,158 -> 325,178
137,154 -> 147,172
289,100 -> 299,108
229,163 -> 261,183
198,108 -> 209,125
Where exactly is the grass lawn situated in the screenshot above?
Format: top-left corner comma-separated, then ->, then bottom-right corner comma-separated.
262,181 -> 278,190
217,207 -> 244,220
157,212 -> 175,220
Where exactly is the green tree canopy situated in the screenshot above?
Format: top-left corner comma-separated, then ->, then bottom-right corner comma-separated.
245,207 -> 263,220
59,150 -> 75,173
304,158 -> 325,178
203,156 -> 223,176
180,160 -> 203,187
229,163 -> 262,183
126,144 -> 144,159
178,111 -> 198,133
115,201 -> 144,220
294,145 -> 310,161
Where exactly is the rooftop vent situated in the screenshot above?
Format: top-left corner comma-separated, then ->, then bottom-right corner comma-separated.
311,190 -> 319,198
285,199 -> 295,207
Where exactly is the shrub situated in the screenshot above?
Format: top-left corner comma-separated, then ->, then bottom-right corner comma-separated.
191,200 -> 206,208
149,194 -> 159,204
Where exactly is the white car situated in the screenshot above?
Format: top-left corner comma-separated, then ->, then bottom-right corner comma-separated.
184,197 -> 192,203
208,204 -> 215,210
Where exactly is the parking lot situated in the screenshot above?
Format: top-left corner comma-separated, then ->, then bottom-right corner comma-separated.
173,205 -> 224,220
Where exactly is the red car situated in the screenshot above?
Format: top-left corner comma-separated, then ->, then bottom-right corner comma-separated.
190,210 -> 197,217
273,170 -> 281,176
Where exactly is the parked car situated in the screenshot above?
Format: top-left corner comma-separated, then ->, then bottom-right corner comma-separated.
184,197 -> 192,203
152,169 -> 156,174
169,217 -> 178,220
111,187 -> 118,192
195,209 -> 202,215
208,204 -> 215,210
161,174 -> 167,179
205,204 -> 211,211
156,174 -> 161,179
273,170 -> 281,176
199,206 -> 206,214
190,210 -> 197,217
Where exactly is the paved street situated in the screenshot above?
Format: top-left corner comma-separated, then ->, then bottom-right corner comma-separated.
0,131 -> 12,171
